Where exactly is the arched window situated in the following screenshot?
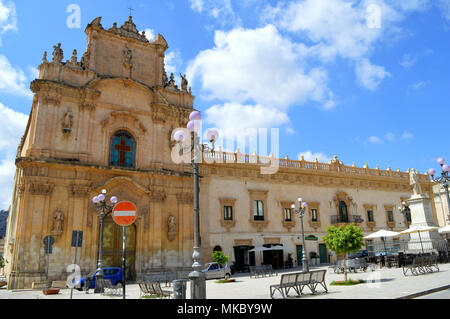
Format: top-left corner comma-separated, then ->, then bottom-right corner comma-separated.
339,201 -> 349,222
109,130 -> 136,168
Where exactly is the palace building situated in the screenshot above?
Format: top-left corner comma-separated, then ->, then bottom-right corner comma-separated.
2,16 -> 438,289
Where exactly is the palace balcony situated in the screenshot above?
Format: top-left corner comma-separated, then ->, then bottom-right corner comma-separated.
330,215 -> 364,225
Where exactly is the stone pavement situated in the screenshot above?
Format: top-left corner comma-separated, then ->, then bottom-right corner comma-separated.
0,263 -> 449,299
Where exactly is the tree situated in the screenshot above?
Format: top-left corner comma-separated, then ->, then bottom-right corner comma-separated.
322,224 -> 365,281
212,251 -> 229,266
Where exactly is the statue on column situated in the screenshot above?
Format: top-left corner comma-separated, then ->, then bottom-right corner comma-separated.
409,168 -> 423,196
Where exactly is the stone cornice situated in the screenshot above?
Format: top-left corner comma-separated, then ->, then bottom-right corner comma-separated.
201,161 -> 433,193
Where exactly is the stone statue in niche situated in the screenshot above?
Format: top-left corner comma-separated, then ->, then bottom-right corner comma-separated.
180,74 -> 188,91
409,168 -> 423,196
52,210 -> 64,233
62,111 -> 73,134
123,47 -> 133,68
167,215 -> 177,241
52,43 -> 64,64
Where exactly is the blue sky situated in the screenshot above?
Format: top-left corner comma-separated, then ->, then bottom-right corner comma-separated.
0,0 -> 449,208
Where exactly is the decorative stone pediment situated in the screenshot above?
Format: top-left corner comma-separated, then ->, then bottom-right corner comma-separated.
101,111 -> 147,134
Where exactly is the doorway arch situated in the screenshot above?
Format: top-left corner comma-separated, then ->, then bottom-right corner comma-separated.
100,214 -> 137,281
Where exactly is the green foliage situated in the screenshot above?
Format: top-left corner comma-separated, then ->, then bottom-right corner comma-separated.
322,224 -> 365,255
0,256 -> 7,269
212,251 -> 229,266
330,279 -> 365,286
322,224 -> 365,282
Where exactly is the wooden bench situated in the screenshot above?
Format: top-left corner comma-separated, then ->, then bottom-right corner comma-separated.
270,270 -> 328,299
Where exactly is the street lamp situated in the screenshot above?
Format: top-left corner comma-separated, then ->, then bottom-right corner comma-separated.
174,111 -> 219,299
398,202 -> 411,229
92,189 -> 118,293
291,198 -> 309,272
428,157 -> 450,222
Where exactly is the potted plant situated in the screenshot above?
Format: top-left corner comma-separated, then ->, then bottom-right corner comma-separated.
309,252 -> 318,266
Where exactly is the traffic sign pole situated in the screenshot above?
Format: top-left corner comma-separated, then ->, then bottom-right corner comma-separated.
112,202 -> 137,300
122,226 -> 126,300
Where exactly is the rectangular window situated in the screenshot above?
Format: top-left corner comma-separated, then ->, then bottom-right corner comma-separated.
387,211 -> 394,222
284,208 -> 292,222
254,200 -> 264,221
224,206 -> 233,221
367,210 -> 374,222
311,209 -> 318,222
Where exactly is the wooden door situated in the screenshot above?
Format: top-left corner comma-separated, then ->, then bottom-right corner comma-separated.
101,215 -> 136,280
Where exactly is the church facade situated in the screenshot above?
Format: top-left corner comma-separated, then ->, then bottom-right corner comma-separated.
3,17 -> 438,289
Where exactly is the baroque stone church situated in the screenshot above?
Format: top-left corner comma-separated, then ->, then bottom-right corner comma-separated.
3,16 -> 438,289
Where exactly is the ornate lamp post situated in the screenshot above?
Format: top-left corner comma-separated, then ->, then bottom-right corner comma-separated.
291,198 -> 309,272
428,157 -> 450,222
92,190 -> 118,293
174,111 -> 219,300
398,202 -> 411,229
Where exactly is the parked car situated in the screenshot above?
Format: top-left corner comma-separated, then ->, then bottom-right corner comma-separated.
202,262 -> 232,280
375,246 -> 399,257
347,250 -> 368,259
75,267 -> 123,291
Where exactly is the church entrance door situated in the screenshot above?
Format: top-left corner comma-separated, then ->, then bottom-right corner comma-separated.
101,214 -> 136,281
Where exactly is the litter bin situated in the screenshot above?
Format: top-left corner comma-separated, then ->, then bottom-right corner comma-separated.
173,279 -> 188,299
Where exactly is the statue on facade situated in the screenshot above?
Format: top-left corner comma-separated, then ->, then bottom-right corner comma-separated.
409,168 -> 423,196
169,73 -> 175,88
70,49 -> 78,66
52,43 -> 64,64
52,210 -> 64,232
180,74 -> 188,92
167,215 -> 177,241
62,111 -> 73,134
123,47 -> 133,68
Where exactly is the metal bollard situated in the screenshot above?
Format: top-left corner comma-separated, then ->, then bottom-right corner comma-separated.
173,279 -> 187,299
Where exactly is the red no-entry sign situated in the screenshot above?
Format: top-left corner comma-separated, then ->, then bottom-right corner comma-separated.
112,201 -> 137,227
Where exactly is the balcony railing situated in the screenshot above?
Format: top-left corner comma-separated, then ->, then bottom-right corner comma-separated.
330,215 -> 364,225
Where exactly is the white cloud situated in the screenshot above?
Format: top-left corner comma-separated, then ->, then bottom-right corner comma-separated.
438,0 -> 450,20
205,102 -> 290,130
298,150 -> 331,163
384,132 -> 396,141
368,136 -> 383,144
355,58 -> 391,90
402,131 -> 414,139
0,102 -> 28,152
0,0 -> 17,35
189,0 -> 239,26
0,158 -> 15,208
262,0 -> 432,90
410,81 -> 427,90
0,102 -> 28,209
143,28 -> 155,41
0,54 -> 33,98
165,49 -> 182,75
190,0 -> 205,13
400,53 -> 418,68
187,25 -> 334,110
